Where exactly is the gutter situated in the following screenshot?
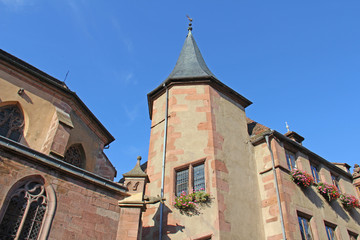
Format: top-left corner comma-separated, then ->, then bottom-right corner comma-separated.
159,84 -> 169,240
264,132 -> 287,240
0,136 -> 128,194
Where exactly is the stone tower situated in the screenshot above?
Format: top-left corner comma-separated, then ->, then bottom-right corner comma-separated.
142,25 -> 265,239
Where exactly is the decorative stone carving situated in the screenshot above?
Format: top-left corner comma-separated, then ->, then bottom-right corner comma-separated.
353,164 -> 360,178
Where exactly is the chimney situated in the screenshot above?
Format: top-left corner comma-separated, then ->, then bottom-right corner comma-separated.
284,131 -> 305,145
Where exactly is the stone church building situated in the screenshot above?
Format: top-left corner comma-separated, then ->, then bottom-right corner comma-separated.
0,24 -> 360,239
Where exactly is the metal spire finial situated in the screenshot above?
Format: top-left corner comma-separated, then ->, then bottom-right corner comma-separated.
186,15 -> 193,31
285,122 -> 290,132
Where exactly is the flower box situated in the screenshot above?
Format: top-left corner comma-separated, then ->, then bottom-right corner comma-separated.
290,169 -> 314,188
174,189 -> 210,211
317,182 -> 340,202
340,193 -> 360,211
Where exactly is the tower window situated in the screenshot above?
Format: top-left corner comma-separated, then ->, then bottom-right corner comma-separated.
0,105 -> 24,142
63,144 -> 85,168
0,181 -> 47,239
175,162 -> 206,196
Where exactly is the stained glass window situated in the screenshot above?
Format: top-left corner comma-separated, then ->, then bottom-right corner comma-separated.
63,144 -> 85,168
0,105 -> 24,142
0,181 -> 47,239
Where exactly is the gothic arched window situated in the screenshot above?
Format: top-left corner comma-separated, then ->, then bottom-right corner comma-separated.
63,144 -> 85,168
0,104 -> 24,142
0,181 -> 48,239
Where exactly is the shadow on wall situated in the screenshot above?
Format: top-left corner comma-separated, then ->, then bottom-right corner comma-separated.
302,187 -> 324,208
349,209 -> 360,225
328,200 -> 350,222
142,204 -> 185,240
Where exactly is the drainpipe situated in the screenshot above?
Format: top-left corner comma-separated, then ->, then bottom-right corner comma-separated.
159,84 -> 169,240
264,133 -> 287,240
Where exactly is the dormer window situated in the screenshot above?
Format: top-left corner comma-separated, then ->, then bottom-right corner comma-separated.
331,174 -> 340,193
285,150 -> 296,171
0,105 -> 24,142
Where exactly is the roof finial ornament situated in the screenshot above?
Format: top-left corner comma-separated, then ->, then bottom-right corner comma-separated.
285,122 -> 290,132
186,15 -> 193,31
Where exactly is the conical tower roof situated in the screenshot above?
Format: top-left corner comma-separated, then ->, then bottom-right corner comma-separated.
167,30 -> 216,80
147,23 -> 252,119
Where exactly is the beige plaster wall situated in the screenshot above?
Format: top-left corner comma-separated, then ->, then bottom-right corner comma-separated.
143,85 -> 220,239
0,70 -> 56,151
0,64 -> 115,179
210,89 -> 265,239
254,138 -> 360,240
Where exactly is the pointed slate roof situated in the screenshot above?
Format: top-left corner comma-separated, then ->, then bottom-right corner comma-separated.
147,27 -> 252,119
167,30 -> 216,80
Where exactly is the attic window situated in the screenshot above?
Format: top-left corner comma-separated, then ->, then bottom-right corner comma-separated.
0,105 -> 24,142
63,144 -> 85,168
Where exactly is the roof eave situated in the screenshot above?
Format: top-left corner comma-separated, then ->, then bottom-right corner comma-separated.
147,75 -> 252,119
0,49 -> 115,145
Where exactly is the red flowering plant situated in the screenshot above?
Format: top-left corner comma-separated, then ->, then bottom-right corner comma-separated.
173,189 -> 210,212
317,182 -> 340,202
339,193 -> 360,211
290,169 -> 314,188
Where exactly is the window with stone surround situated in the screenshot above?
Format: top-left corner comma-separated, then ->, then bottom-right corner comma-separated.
297,214 -> 313,240
63,144 -> 86,168
349,230 -> 358,240
310,163 -> 320,183
0,181 -> 48,239
0,104 -> 24,142
175,161 -> 205,196
325,223 -> 337,240
331,174 -> 341,193
285,150 -> 297,171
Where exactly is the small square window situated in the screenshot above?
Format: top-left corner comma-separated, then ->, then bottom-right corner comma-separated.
325,224 -> 337,240
310,163 -> 320,183
298,215 -> 313,240
175,162 -> 205,196
286,150 -> 296,171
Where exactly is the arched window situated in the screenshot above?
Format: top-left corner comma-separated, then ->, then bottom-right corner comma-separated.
0,181 -> 48,239
63,144 -> 85,168
0,104 -> 24,142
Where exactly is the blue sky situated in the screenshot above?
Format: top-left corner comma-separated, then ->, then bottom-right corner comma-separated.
1,1 -> 359,180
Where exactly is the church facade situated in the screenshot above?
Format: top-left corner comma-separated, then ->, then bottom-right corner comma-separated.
0,24 -> 360,240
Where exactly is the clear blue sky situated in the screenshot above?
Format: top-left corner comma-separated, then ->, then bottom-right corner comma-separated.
1,1 -> 359,180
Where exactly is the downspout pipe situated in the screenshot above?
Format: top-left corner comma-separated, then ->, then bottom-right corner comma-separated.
159,84 -> 169,240
264,133 -> 287,240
